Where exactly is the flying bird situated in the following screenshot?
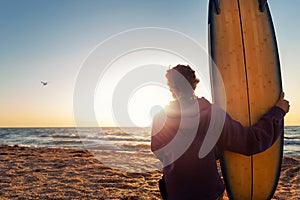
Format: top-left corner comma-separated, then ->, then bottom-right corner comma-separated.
41,81 -> 48,86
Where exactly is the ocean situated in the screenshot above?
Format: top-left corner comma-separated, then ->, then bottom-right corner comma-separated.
0,127 -> 151,152
283,126 -> 300,157
0,126 -> 299,172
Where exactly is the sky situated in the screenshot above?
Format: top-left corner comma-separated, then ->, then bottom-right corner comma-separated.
0,0 -> 299,127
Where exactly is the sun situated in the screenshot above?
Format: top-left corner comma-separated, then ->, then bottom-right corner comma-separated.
128,84 -> 172,127
94,80 -> 173,127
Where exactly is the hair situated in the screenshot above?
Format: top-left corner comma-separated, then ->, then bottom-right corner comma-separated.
166,64 -> 200,100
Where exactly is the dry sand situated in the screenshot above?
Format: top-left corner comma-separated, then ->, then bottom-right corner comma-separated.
0,146 -> 299,199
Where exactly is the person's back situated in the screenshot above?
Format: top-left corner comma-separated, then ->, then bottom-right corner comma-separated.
151,64 -> 290,200
152,97 -> 225,199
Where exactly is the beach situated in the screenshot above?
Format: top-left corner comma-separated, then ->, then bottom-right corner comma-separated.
0,146 -> 299,200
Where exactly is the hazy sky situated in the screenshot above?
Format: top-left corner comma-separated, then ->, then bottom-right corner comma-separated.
0,0 -> 299,127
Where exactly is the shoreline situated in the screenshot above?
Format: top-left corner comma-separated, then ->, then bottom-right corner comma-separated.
0,145 -> 299,199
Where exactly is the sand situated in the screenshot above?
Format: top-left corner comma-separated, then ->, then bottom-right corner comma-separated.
0,146 -> 299,199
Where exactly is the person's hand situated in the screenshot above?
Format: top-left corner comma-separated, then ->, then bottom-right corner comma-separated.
276,92 -> 290,113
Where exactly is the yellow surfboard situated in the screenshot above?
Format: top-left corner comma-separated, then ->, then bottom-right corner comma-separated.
208,0 -> 283,199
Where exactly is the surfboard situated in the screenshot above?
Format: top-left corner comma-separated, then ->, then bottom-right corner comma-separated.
208,0 -> 283,199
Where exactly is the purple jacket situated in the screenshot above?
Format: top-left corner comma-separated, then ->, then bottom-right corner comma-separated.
151,97 -> 285,200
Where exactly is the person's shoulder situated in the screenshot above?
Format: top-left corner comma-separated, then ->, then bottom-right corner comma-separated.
198,97 -> 212,110
151,109 -> 167,135
152,108 -> 166,122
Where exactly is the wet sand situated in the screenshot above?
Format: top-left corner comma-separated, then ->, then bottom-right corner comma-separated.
0,146 -> 299,199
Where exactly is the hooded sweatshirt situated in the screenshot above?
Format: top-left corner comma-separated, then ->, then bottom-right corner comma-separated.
151,97 -> 285,200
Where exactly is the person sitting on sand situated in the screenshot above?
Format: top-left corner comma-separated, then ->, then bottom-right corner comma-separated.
151,64 -> 290,200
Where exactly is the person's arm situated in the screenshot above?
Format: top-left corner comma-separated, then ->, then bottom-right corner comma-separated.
218,92 -> 289,156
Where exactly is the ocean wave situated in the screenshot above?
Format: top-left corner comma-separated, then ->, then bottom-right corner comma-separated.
119,143 -> 150,150
52,134 -> 81,139
284,140 -> 300,146
284,136 -> 300,140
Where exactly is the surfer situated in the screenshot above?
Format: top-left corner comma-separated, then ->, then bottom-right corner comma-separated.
151,64 -> 289,200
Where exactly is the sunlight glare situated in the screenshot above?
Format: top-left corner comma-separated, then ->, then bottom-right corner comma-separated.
128,84 -> 172,127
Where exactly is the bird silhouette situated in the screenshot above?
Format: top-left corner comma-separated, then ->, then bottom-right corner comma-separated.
41,81 -> 48,86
